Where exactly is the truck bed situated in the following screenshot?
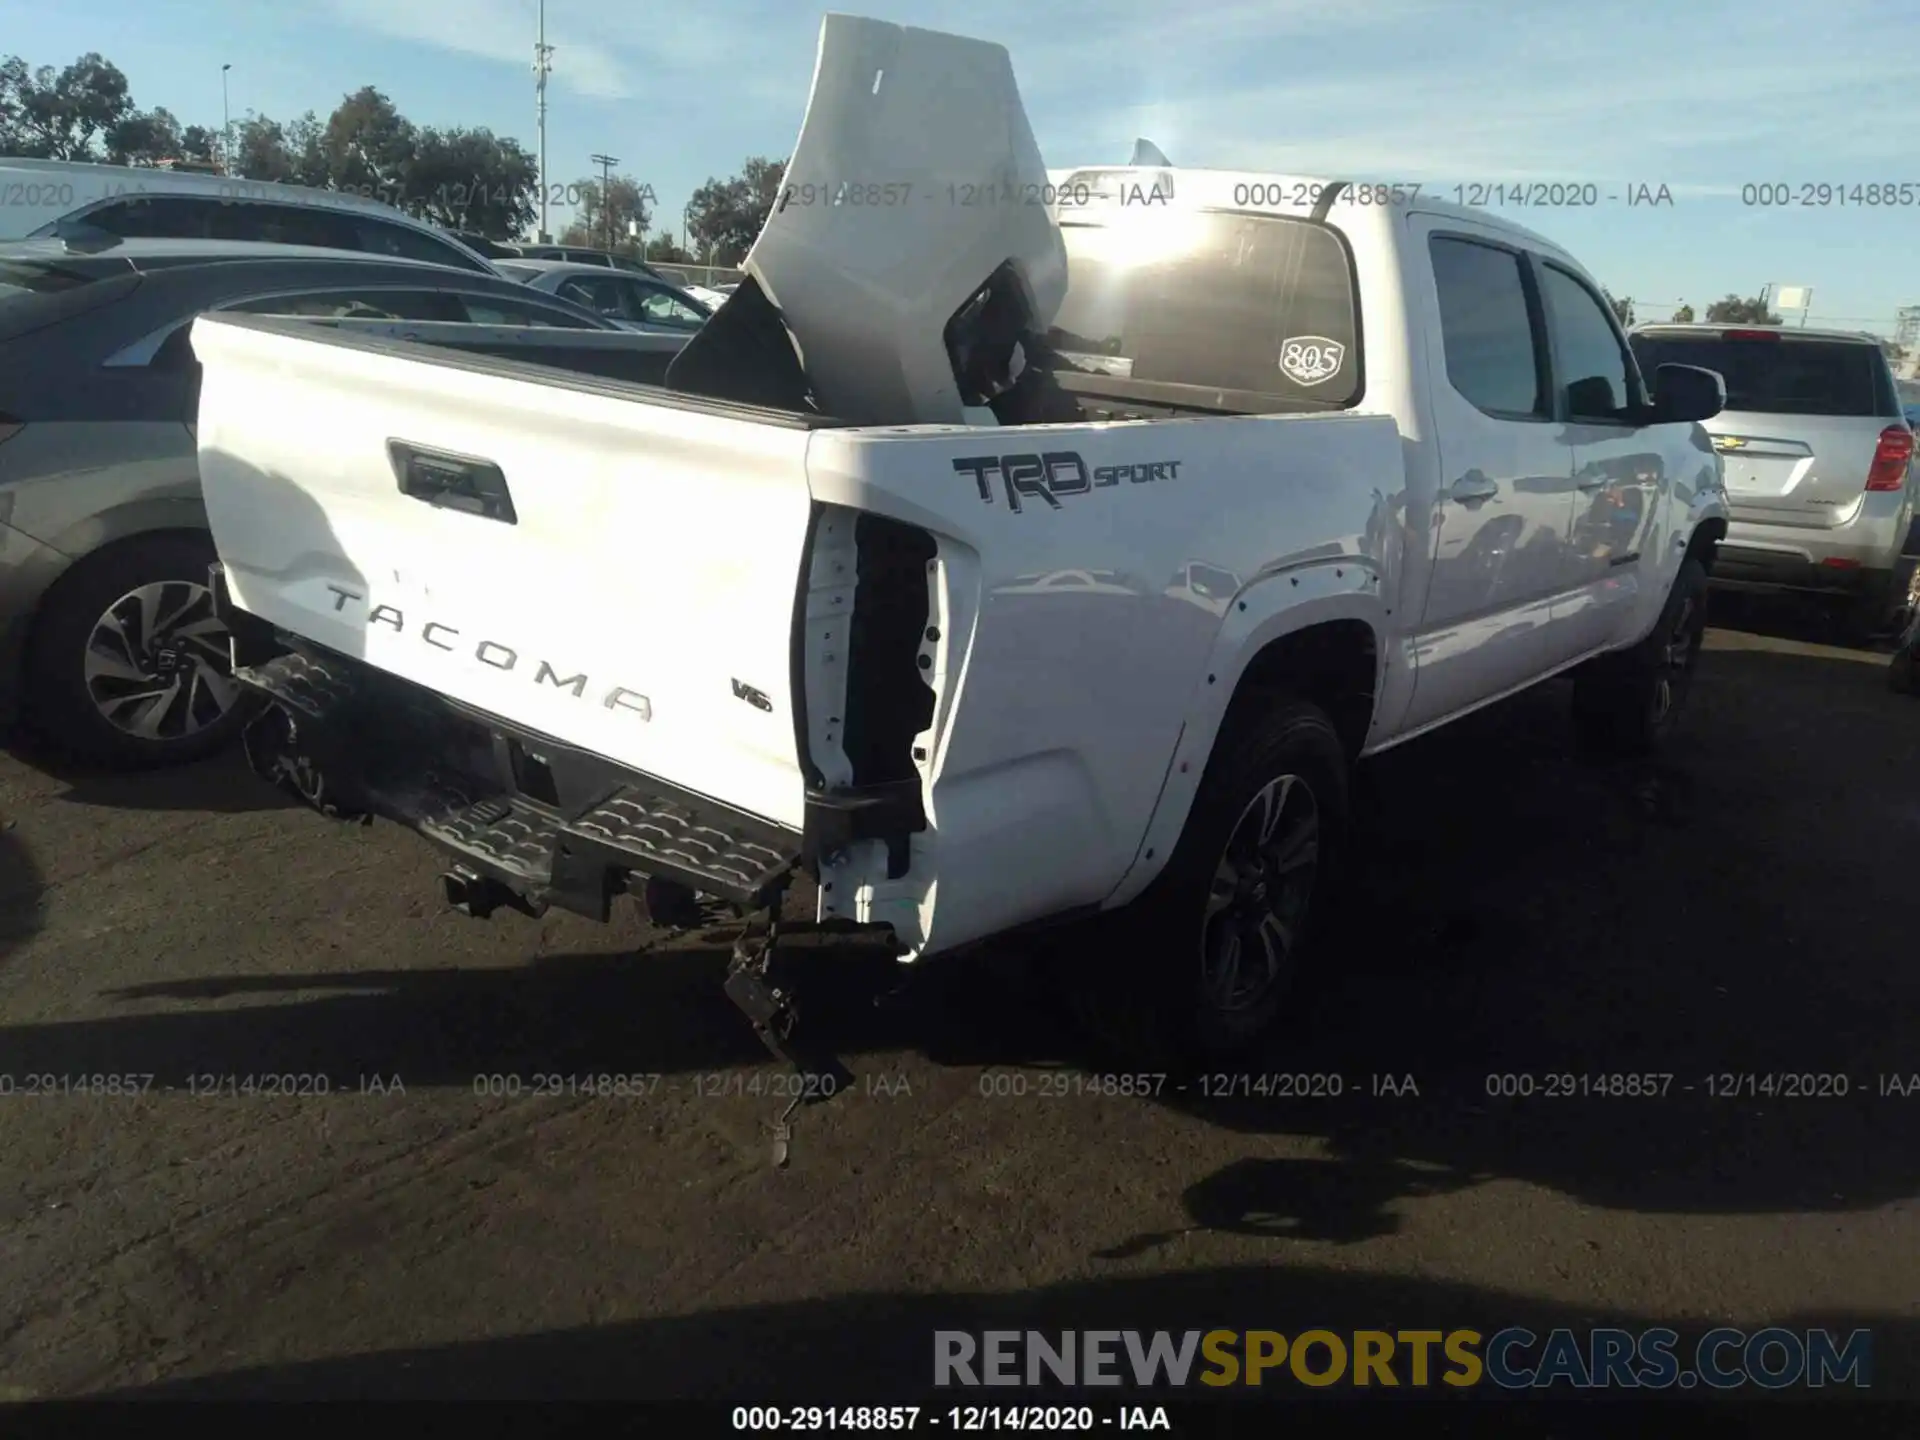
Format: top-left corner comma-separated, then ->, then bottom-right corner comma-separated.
194,309 -> 1402,956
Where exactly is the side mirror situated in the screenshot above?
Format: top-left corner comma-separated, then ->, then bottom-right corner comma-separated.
1649,363 -> 1725,424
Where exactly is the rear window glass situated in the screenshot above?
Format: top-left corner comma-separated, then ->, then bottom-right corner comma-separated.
1629,334 -> 1889,417
1047,210 -> 1361,412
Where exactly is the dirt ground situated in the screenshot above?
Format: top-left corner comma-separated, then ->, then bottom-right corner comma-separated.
1,597 -> 1917,1409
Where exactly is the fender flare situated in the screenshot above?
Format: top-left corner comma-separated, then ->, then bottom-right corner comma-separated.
1102,558 -> 1387,909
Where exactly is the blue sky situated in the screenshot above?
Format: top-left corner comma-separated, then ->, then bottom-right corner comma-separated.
5,0 -> 1917,332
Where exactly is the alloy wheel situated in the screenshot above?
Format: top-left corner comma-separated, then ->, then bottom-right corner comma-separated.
1652,593 -> 1703,725
1200,773 -> 1321,1014
82,580 -> 238,742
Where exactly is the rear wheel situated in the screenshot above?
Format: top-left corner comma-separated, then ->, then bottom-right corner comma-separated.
1062,698 -> 1349,1070
23,533 -> 251,769
1572,557 -> 1709,759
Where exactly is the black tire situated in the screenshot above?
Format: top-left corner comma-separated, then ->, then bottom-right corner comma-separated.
1062,698 -> 1350,1071
22,533 -> 252,769
1837,576 -> 1902,649
1571,557 -> 1709,759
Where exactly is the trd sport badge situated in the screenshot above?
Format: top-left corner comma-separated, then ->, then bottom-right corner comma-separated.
1278,335 -> 1346,386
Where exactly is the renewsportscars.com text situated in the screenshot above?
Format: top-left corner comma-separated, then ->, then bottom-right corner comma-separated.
934,1328 -> 1871,1390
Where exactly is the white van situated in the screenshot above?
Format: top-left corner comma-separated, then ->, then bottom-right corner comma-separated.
0,158 -> 495,274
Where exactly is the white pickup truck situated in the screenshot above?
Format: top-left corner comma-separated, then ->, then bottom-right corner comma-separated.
191,15 -> 1729,1081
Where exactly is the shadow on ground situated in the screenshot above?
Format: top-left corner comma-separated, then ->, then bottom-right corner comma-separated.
2,631 -> 1916,1230
79,1263 -> 1911,1413
1,729 -> 295,815
0,823 -> 44,964
1706,588 -> 1902,654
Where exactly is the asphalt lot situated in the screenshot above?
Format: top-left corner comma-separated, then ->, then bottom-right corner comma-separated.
1,596 -> 1917,1408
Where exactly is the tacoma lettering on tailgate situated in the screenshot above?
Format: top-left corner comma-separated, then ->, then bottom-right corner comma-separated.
322,584 -> 652,719
951,451 -> 1184,513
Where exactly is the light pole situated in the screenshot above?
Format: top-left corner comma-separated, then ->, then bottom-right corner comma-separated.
221,64 -> 232,175
590,152 -> 618,250
533,0 -> 555,242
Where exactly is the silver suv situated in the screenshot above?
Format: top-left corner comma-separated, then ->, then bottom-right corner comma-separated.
1629,323 -> 1918,638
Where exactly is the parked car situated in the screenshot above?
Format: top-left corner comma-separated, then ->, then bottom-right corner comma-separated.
0,236 -> 633,769
680,283 -> 732,309
1628,323 -> 1918,639
0,158 -> 497,275
500,244 -> 661,277
192,13 -> 1729,1079
1898,377 -> 1920,430
449,230 -> 524,259
496,259 -> 711,332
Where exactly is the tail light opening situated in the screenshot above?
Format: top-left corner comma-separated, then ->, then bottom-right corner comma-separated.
1866,425 -> 1915,492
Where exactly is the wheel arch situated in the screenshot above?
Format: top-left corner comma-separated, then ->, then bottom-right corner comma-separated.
1684,515 -> 1727,574
1101,563 -> 1384,910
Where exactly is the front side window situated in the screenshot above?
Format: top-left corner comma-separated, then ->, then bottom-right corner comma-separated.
629,282 -> 707,328
555,275 -> 625,318
1540,264 -> 1636,422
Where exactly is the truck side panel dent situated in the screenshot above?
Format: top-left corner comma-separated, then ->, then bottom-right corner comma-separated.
1100,573 -> 1389,911
802,411 -> 1405,956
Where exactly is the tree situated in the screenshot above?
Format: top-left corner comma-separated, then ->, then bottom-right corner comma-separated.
178,124 -> 218,166
1604,289 -> 1634,327
1671,303 -> 1695,323
0,52 -> 133,158
2,49 -> 552,241
405,127 -> 537,237
0,57 -> 28,152
567,173 -> 653,253
645,236 -> 691,264
103,105 -> 183,166
321,86 -> 416,201
1703,293 -> 1780,326
686,155 -> 787,264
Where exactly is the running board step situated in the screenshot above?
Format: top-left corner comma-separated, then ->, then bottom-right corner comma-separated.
232,646 -> 800,914
399,783 -> 798,907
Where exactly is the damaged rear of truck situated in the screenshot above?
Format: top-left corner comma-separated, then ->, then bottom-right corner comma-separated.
196,15 -> 1406,1094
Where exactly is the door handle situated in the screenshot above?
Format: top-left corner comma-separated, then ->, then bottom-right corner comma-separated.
1449,475 -> 1499,503
388,441 -> 518,524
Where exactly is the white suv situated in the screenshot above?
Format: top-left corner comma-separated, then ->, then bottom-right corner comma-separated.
1629,323 -> 1918,637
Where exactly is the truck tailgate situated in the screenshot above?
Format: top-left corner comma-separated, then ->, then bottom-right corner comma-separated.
193,312 -> 825,831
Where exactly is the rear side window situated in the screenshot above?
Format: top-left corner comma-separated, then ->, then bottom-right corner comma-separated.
1627,334 -> 1892,417
80,195 -> 225,238
1049,211 -> 1361,412
1429,236 -> 1545,418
